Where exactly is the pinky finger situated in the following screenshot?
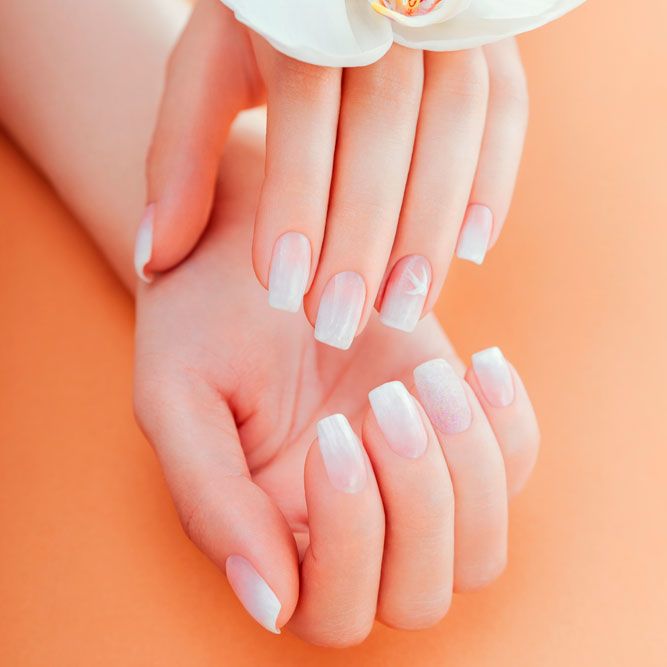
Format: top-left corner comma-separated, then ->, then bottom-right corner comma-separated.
466,346 -> 540,497
456,38 -> 529,265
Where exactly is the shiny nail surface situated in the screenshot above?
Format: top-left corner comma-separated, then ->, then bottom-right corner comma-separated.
314,272 -> 365,350
225,554 -> 281,634
369,381 -> 427,459
472,346 -> 515,408
413,358 -> 472,434
317,414 -> 367,493
268,232 -> 311,312
134,204 -> 154,283
380,255 -> 431,333
456,204 -> 493,265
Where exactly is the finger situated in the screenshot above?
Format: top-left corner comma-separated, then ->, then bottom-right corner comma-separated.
456,39 -> 529,264
251,38 -> 342,313
413,358 -> 508,592
289,414 -> 384,647
137,0 -> 257,281
303,44 -> 423,349
133,370 -> 297,634
378,48 -> 488,331
466,346 -> 540,497
364,381 -> 454,630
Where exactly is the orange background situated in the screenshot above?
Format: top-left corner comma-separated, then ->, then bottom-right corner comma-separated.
1,2 -> 666,665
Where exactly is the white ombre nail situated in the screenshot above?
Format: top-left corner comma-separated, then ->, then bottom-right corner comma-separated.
369,381 -> 427,459
380,255 -> 431,333
472,346 -> 515,408
268,232 -> 311,312
317,414 -> 367,493
225,555 -> 281,634
413,358 -> 472,435
314,272 -> 365,350
456,204 -> 493,265
134,204 -> 154,283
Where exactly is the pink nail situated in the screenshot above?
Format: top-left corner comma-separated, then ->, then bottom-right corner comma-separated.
472,346 -> 515,408
380,255 -> 431,333
413,358 -> 472,434
369,381 -> 427,458
317,414 -> 367,493
268,232 -> 311,313
457,204 -> 493,265
225,555 -> 281,634
134,204 -> 154,283
314,272 -> 365,350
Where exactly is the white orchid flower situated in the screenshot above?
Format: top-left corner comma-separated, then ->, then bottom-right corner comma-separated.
220,0 -> 585,67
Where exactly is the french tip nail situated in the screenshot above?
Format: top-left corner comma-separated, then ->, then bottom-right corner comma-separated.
456,204 -> 493,266
314,272 -> 365,350
225,554 -> 282,635
471,346 -> 515,408
134,205 -> 154,283
317,413 -> 367,493
379,255 -> 431,333
268,232 -> 311,313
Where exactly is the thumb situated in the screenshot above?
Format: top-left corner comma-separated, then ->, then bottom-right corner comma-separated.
136,0 -> 262,282
133,372 -> 298,634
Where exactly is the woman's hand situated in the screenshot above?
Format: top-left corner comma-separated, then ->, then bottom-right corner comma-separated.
134,114 -> 539,645
139,0 -> 528,348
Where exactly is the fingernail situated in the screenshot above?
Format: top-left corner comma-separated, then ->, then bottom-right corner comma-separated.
314,272 -> 365,350
369,381 -> 427,459
472,346 -> 515,408
134,204 -> 154,283
268,232 -> 311,313
413,358 -> 472,434
317,414 -> 367,493
456,204 -> 493,265
380,255 -> 431,333
225,554 -> 281,634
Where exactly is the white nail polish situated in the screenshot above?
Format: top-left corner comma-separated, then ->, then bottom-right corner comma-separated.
225,554 -> 281,634
369,381 -> 427,459
380,255 -> 431,333
456,204 -> 493,265
268,232 -> 311,313
413,358 -> 472,434
317,414 -> 367,493
134,204 -> 154,283
314,272 -> 365,350
472,346 -> 515,408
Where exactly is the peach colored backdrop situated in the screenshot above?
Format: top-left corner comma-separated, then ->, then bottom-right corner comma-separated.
1,1 -> 665,664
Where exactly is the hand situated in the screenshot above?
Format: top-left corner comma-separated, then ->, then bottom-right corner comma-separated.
134,115 -> 539,645
138,0 -> 528,348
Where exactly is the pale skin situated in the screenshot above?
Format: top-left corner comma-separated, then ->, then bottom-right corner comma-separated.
144,0 -> 530,343
0,0 -> 538,646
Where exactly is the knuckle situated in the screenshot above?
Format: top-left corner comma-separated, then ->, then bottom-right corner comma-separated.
379,594 -> 451,631
491,67 -> 529,115
272,58 -> 340,104
306,619 -> 374,648
431,49 -> 489,108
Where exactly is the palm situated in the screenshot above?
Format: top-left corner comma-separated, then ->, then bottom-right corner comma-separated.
135,122 -> 458,544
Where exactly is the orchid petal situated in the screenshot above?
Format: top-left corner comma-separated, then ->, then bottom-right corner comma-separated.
221,0 -> 393,67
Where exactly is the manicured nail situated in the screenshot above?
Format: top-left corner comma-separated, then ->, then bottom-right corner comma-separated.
472,346 -> 515,408
314,272 -> 365,350
380,255 -> 431,333
268,232 -> 311,313
225,554 -> 281,634
134,204 -> 154,283
317,414 -> 367,493
456,204 -> 493,265
369,381 -> 427,459
413,358 -> 472,434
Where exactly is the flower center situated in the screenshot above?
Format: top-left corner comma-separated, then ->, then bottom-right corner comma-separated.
374,0 -> 444,17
